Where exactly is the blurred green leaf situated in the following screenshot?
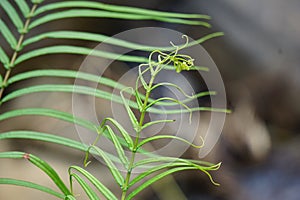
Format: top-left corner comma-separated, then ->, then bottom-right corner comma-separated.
0,131 -> 122,163
34,1 -> 210,19
0,19 -> 17,49
0,108 -> 133,152
0,84 -> 125,105
14,0 -> 30,18
0,84 -> 230,114
0,152 -> 71,196
14,45 -> 147,66
22,31 -> 223,53
23,31 -> 159,51
0,47 -> 10,69
30,9 -> 210,30
0,0 -> 23,32
0,131 -> 88,149
0,178 -> 65,199
7,69 -> 125,91
7,69 -> 214,107
0,108 -> 96,131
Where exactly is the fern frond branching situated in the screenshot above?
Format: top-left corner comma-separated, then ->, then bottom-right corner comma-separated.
0,1 -> 228,199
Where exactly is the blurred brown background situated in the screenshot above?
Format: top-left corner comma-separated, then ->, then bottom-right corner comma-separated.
1,0 -> 300,199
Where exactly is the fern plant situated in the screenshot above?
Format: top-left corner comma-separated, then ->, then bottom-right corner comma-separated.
0,0 -> 228,199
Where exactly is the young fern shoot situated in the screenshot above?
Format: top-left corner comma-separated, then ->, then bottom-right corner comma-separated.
84,36 -> 221,200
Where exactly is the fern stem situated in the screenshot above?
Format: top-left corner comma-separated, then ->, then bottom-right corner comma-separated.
121,67 -> 157,200
0,3 -> 38,100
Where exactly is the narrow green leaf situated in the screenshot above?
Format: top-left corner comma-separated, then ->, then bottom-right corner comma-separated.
101,125 -> 129,168
0,0 -> 24,32
14,0 -> 30,17
69,173 -> 99,200
147,106 -> 231,114
0,131 -> 88,151
146,97 -> 190,111
14,45 -> 147,66
179,32 -> 224,51
126,166 -> 197,199
0,74 -> 3,86
151,82 -> 194,98
6,69 -> 214,108
0,131 -> 156,176
0,178 -> 65,199
137,135 -> 203,150
29,9 -> 210,29
22,31 -> 159,51
0,46 -> 10,69
34,1 -> 210,19
0,131 -> 121,163
145,96 -> 193,123
0,151 -> 25,159
7,69 -> 125,91
89,146 -> 124,187
130,159 -> 220,189
0,19 -> 17,49
133,156 -> 216,169
0,85 -> 136,131
0,108 -> 96,131
129,163 -> 197,188
159,32 -> 223,55
101,117 -> 134,149
141,119 -> 175,130
120,88 -> 139,131
27,154 -> 72,195
131,156 -> 221,186
181,91 -> 216,104
0,109 -> 134,158
129,163 -> 174,188
0,84 -> 230,114
69,166 -> 118,200
135,89 -> 143,112
0,151 -> 71,196
138,65 -> 150,91
23,31 -> 223,53
0,84 -> 125,105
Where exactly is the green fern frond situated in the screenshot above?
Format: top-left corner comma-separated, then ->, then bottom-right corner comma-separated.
0,1 -> 226,199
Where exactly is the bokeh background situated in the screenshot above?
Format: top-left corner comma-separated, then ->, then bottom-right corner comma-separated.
1,0 -> 300,199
